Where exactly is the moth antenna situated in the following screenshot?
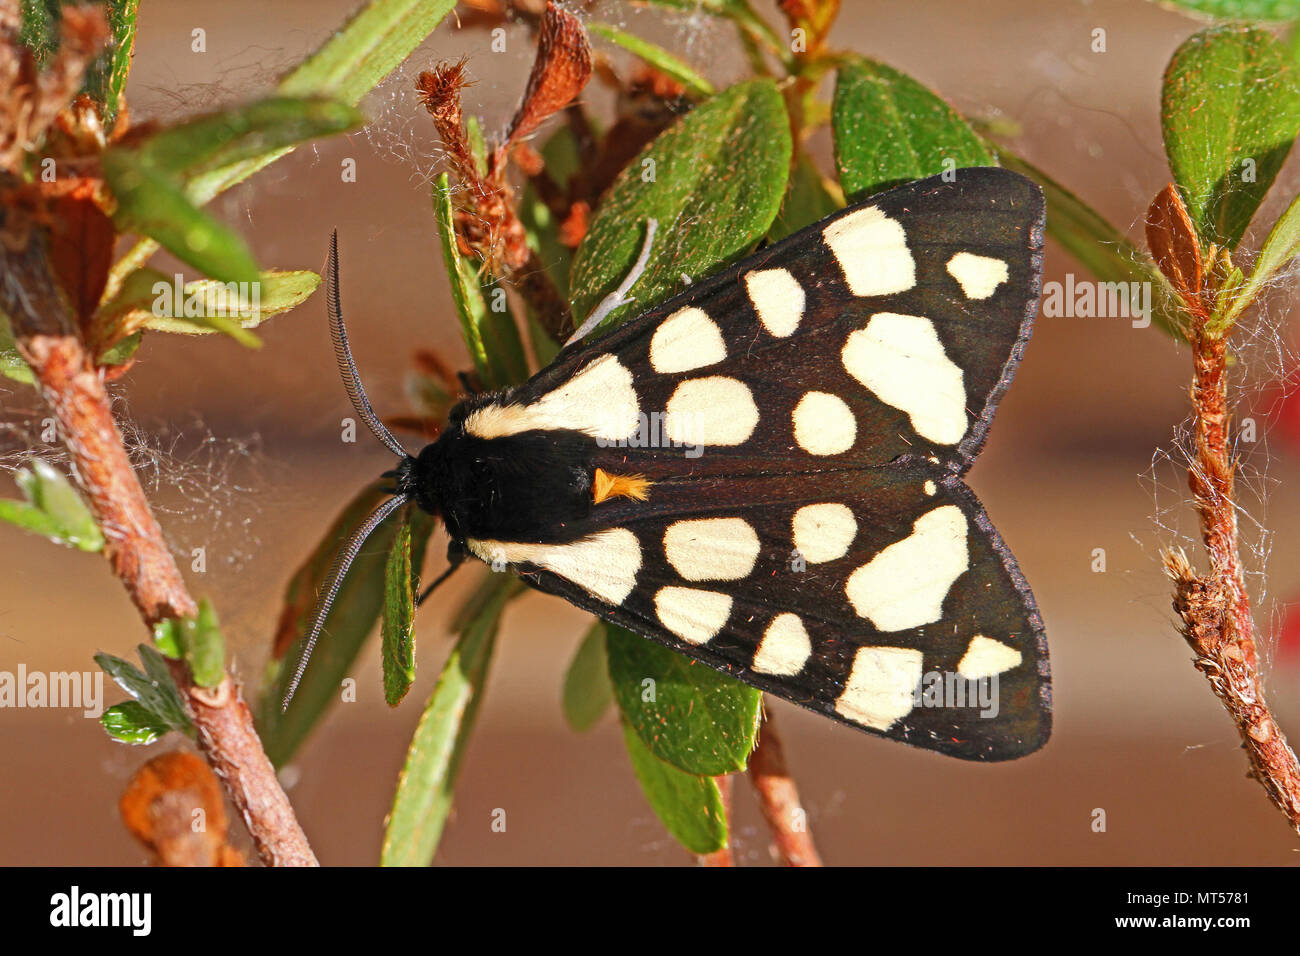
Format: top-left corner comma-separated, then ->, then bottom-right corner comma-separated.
282,492 -> 411,711
326,230 -> 412,459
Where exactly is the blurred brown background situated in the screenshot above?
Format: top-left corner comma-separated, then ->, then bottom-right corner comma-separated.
5,0 -> 1300,865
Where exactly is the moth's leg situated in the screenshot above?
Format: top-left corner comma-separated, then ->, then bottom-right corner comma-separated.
417,539 -> 467,606
565,218 -> 658,346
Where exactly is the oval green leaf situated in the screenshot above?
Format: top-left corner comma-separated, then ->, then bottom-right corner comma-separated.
101,701 -> 170,746
606,624 -> 761,776
561,622 -> 613,732
382,573 -> 519,866
1162,24 -> 1300,248
0,460 -> 103,551
833,56 -> 994,199
621,721 -> 727,855
569,78 -> 791,333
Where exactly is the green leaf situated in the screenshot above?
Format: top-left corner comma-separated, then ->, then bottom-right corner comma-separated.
621,721 -> 727,854
561,623 -> 613,732
101,152 -> 262,286
184,599 -> 226,688
130,97 -> 364,180
1160,0 -> 1300,19
0,308 -> 34,384
0,460 -> 103,551
1221,188 -> 1300,325
94,649 -> 192,737
140,270 -> 321,340
18,0 -> 59,62
381,516 -> 417,706
81,0 -> 140,125
588,22 -> 714,98
432,173 -> 529,388
106,0 -> 457,298
995,147 -> 1185,340
100,701 -> 170,745
259,485 -> 434,766
768,152 -> 842,242
570,79 -> 792,333
1162,24 -> 1300,248
381,573 -> 518,866
833,55 -> 994,199
279,0 -> 458,105
606,624 -> 761,776
151,619 -> 183,660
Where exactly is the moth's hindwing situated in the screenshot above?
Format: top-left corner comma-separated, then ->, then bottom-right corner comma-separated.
459,168 -> 1050,759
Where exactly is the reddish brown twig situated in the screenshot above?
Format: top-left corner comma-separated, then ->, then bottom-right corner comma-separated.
747,713 -> 822,866
1147,184 -> 1300,837
3,239 -> 318,866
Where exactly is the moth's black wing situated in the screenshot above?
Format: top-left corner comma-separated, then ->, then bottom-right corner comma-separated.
503,167 -> 1045,475
512,467 -> 1050,760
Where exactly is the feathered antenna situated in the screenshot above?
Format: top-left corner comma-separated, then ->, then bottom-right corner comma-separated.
281,233 -> 415,711
326,230 -> 413,459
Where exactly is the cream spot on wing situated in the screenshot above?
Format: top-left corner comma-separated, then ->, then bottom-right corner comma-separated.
835,646 -> 924,730
957,635 -> 1023,679
792,391 -> 856,455
946,252 -> 1009,300
664,376 -> 759,446
924,480 -> 937,496
752,614 -> 812,675
842,312 -> 967,445
792,503 -> 857,564
654,587 -> 733,645
466,529 -> 641,605
823,206 -> 915,296
745,268 -> 804,337
464,354 -> 640,442
845,505 -> 968,631
663,517 -> 761,581
650,307 -> 727,374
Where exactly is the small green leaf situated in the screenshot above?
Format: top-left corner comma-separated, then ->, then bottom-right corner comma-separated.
588,22 -> 714,97
0,460 -> 103,551
152,618 -> 183,660
0,309 -> 34,384
81,0 -> 140,125
381,515 -> 417,706
606,624 -> 761,776
100,701 -> 170,745
432,173 -> 529,388
561,623 -> 613,732
1162,24 -> 1300,248
279,0 -> 458,106
102,152 -> 262,286
184,599 -> 226,688
140,270 -> 321,342
621,721 -> 727,855
94,649 -> 192,737
130,97 -> 363,179
995,147 -> 1185,340
1160,0 -> 1300,19
260,485 -> 434,766
833,55 -> 994,199
570,79 -> 792,333
1220,189 -> 1300,326
381,573 -> 519,866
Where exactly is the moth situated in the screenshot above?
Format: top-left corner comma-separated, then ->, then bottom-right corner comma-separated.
286,167 -> 1051,761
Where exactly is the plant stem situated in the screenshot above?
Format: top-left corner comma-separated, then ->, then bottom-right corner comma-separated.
1164,321 -> 1300,836
747,713 -> 822,866
3,238 -> 318,866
